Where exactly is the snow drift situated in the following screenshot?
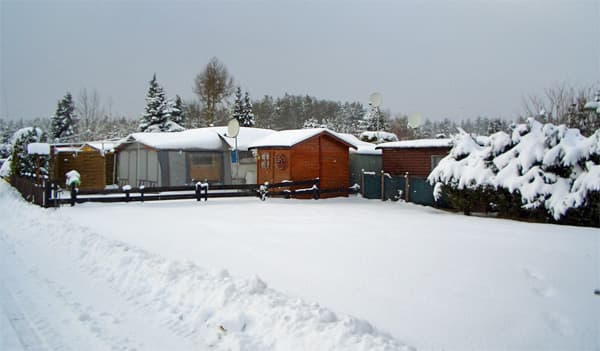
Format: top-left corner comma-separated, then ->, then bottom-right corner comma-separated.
0,180 -> 411,351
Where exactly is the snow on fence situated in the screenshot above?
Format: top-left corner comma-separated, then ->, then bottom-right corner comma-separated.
7,177 -> 359,207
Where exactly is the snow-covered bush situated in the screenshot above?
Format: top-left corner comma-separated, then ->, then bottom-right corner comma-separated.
429,119 -> 600,226
10,127 -> 49,178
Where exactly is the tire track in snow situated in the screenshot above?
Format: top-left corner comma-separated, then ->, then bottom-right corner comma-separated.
0,234 -> 54,351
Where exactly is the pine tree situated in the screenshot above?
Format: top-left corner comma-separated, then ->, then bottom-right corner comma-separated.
139,74 -> 181,132
170,95 -> 186,127
363,103 -> 389,132
302,117 -> 320,129
232,87 -> 243,123
50,92 -> 78,141
139,74 -> 167,132
240,91 -> 255,127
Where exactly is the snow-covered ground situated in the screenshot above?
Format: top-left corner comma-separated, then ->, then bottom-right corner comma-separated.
1,179 -> 599,350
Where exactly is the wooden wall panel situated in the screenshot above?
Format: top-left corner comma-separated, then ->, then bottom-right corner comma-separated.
54,151 -> 106,190
381,148 -> 450,177
319,135 -> 350,190
290,138 -> 320,183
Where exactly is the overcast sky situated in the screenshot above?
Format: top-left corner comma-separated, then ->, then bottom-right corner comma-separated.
1,0 -> 598,123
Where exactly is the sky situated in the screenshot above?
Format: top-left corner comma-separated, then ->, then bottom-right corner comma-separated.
1,0 -> 599,123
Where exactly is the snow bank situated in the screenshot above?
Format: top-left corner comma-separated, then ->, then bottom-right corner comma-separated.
0,180 -> 410,351
429,119 -> 600,219
0,157 -> 10,177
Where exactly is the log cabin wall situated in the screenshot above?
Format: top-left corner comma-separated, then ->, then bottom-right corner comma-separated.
254,131 -> 352,197
53,146 -> 107,190
318,134 -> 350,191
381,147 -> 450,177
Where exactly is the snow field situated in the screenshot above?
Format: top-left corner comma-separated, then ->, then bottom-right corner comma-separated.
61,194 -> 600,350
0,180 -> 410,350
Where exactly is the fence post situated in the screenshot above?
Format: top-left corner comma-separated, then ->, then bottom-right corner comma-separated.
43,178 -> 51,208
405,172 -> 410,202
70,186 -> 77,206
195,183 -> 202,202
361,169 -> 365,197
381,170 -> 385,201
312,178 -> 320,200
140,186 -> 145,203
259,182 -> 268,201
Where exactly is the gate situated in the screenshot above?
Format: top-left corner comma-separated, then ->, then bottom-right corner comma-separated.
361,171 -> 435,206
407,177 -> 435,206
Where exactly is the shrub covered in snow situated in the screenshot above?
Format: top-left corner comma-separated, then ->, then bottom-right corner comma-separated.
428,119 -> 600,226
9,127 -> 49,178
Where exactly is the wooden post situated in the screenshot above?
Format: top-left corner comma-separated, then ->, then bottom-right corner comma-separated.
380,170 -> 385,201
70,185 -> 77,206
405,172 -> 410,202
361,169 -> 365,197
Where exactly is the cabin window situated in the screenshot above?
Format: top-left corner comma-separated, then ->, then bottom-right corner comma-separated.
431,155 -> 444,170
260,153 -> 270,169
190,153 -> 215,166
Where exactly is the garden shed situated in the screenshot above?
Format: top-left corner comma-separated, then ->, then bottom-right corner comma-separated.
376,138 -> 452,177
248,128 -> 357,197
338,133 -> 382,186
52,141 -> 116,190
115,127 -> 273,187
370,138 -> 453,205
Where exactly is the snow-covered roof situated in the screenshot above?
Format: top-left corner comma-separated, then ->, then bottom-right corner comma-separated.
53,141 -> 116,154
376,138 -> 453,149
205,127 -> 275,151
337,133 -> 381,155
117,127 -> 275,152
27,142 -> 50,155
87,141 -> 117,153
359,131 -> 398,144
248,128 -> 357,149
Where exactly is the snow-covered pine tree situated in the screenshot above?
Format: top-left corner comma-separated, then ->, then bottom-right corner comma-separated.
302,117 -> 320,129
240,91 -> 255,127
170,95 -> 186,127
10,127 -> 48,177
139,74 -> 169,132
50,93 -> 78,141
363,103 -> 389,132
232,87 -> 244,124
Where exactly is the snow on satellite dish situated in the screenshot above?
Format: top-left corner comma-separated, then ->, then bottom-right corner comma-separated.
227,118 -> 240,138
408,113 -> 422,128
369,92 -> 382,107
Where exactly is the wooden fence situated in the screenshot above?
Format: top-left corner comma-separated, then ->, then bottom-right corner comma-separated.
7,176 -> 359,207
9,175 -> 53,207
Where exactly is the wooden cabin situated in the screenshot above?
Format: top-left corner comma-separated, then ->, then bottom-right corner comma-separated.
52,142 -> 116,190
114,127 -> 274,187
375,139 -> 452,177
249,129 -> 356,197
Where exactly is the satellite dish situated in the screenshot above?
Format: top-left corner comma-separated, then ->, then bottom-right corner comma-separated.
227,118 -> 240,138
369,92 -> 383,107
408,113 -> 422,128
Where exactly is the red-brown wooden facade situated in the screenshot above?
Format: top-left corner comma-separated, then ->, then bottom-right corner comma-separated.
379,147 -> 451,177
254,131 -> 354,197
